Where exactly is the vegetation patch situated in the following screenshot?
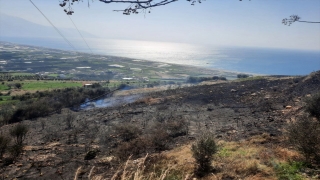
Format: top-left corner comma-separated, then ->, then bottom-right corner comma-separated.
1,84 -> 111,124
21,81 -> 82,90
191,133 -> 217,177
236,76 -> 265,82
0,84 -> 10,91
273,161 -> 304,180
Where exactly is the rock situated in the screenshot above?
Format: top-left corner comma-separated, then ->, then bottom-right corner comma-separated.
264,95 -> 271,99
216,135 -> 222,138
188,136 -> 196,140
268,116 -> 274,122
84,150 -> 97,160
285,106 -> 292,109
231,89 -> 237,92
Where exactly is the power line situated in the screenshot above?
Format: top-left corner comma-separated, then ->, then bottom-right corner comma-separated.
297,20 -> 320,23
29,0 -> 77,51
68,15 -> 94,54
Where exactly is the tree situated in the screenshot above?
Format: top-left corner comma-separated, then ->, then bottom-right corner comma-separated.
14,83 -> 22,89
60,0 -> 205,15
64,0 -> 319,24
282,15 -> 320,26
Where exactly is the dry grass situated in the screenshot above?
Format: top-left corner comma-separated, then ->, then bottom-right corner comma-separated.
273,147 -> 302,162
164,144 -> 195,172
210,134 -> 304,180
109,154 -> 172,180
86,134 -> 304,180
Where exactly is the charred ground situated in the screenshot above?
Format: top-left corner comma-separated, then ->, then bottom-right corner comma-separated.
0,71 -> 319,179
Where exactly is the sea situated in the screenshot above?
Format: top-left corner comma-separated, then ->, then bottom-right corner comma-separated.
3,37 -> 320,76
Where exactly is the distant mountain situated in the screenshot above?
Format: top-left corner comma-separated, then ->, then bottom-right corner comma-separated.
0,13 -> 95,38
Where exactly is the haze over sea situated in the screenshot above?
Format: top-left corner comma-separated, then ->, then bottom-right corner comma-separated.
4,37 -> 320,76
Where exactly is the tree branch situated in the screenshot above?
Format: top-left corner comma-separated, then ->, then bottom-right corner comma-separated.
297,20 -> 320,23
282,15 -> 320,26
59,0 -> 204,15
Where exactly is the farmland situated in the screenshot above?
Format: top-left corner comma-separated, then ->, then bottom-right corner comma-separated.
0,41 -> 240,82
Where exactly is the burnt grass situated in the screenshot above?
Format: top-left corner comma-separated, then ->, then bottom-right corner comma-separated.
1,71 -> 320,179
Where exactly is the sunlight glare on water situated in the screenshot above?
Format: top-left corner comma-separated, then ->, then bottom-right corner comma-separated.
84,38 -> 320,75
6,37 -> 319,75
87,38 -> 224,66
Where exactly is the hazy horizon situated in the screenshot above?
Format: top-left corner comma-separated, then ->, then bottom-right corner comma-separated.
2,39 -> 319,76
1,0 -> 320,52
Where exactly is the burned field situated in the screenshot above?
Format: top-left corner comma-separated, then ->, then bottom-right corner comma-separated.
0,71 -> 319,179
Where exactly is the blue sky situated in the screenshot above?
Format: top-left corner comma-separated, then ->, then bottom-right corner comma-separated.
0,0 -> 319,50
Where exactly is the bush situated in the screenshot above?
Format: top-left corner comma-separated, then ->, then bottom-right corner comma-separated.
305,92 -> 320,121
24,98 -> 52,119
6,86 -> 111,123
10,123 -> 28,146
0,106 -> 13,125
65,111 -> 75,130
14,83 -> 22,89
287,115 -> 320,164
114,123 -> 142,142
273,161 -> 304,180
114,136 -> 150,161
0,135 -> 10,159
237,73 -> 249,79
166,119 -> 188,138
187,76 -> 225,83
8,144 -> 23,161
149,127 -> 170,152
191,133 -> 217,177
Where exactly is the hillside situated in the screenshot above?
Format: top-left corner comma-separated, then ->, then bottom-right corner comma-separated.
0,71 -> 319,179
0,13 -> 96,39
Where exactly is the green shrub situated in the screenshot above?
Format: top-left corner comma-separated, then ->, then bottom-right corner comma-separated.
187,76 -> 227,83
287,115 -> 320,164
273,161 -> 304,180
191,133 -> 217,177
